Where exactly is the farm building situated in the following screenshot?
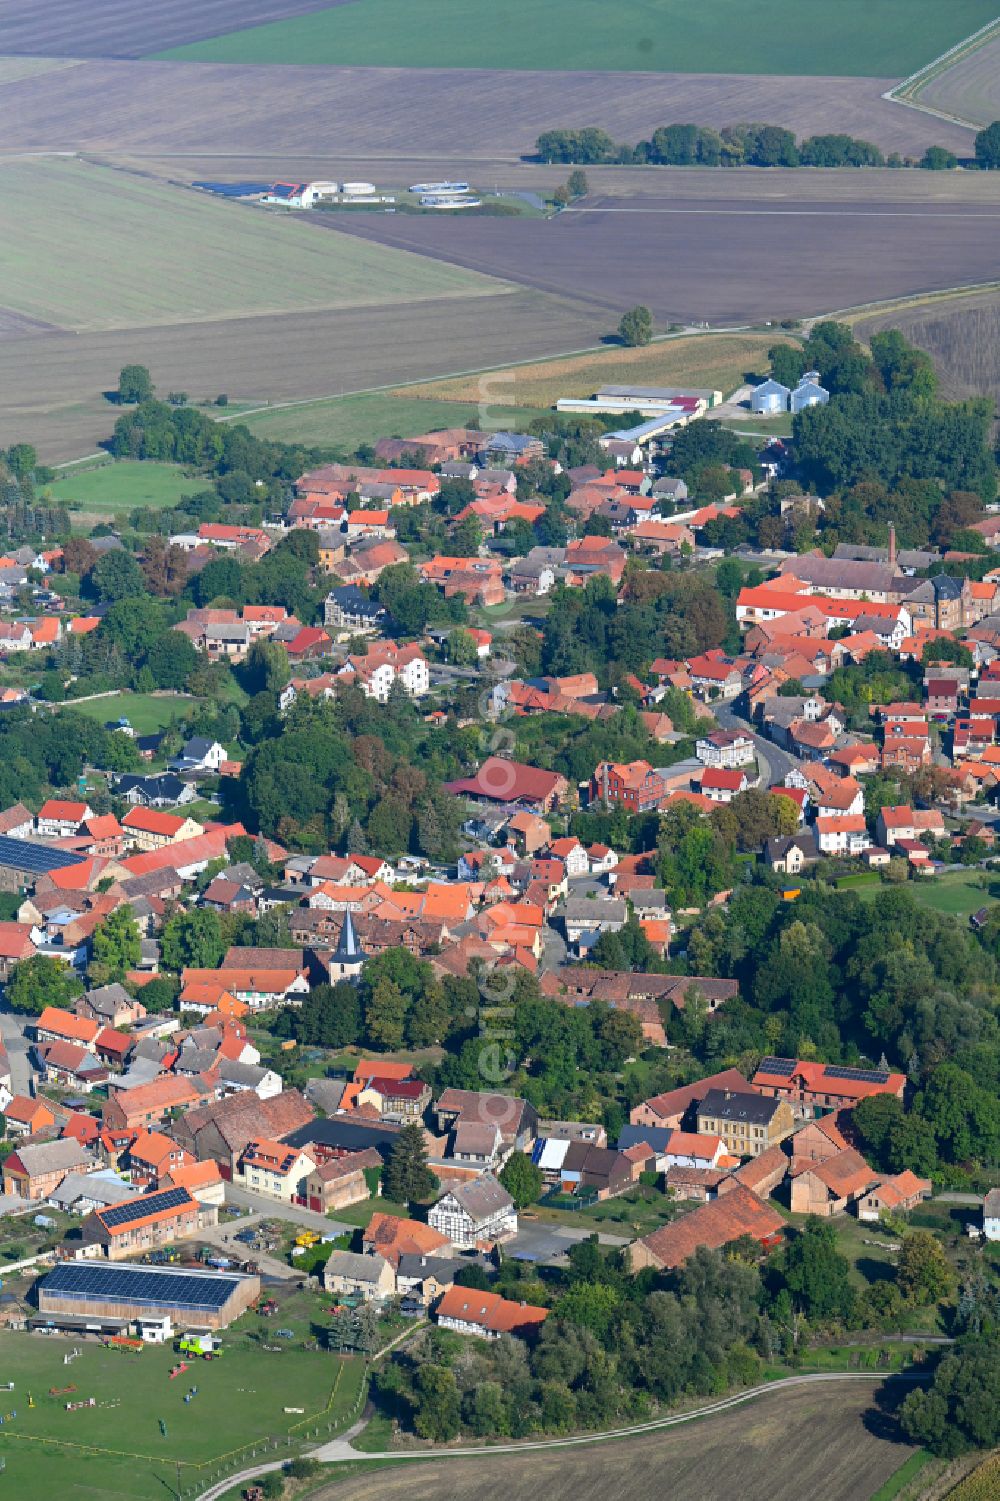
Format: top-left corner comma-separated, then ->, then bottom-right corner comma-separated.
790,373 -> 830,412
750,378 -> 791,414
80,1185 -> 217,1259
37,1261 -> 260,1330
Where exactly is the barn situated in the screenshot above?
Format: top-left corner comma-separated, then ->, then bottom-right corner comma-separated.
37,1262 -> 260,1331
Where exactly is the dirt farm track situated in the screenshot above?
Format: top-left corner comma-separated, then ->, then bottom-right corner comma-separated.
307,1386 -> 916,1501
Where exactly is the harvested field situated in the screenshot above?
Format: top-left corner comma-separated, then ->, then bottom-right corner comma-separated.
911,34 -> 1000,128
315,1384 -> 914,1501
0,307 -> 61,337
0,289 -> 609,463
856,289 -> 1000,403
326,193 -> 1000,325
0,61 -> 976,160
0,156 -> 504,332
400,333 -> 793,408
0,0 -> 344,59
157,0 -> 997,78
0,55 -> 82,82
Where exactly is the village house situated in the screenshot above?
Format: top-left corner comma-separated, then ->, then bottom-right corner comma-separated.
695,729 -> 756,769
875,805 -> 946,848
630,1069 -> 753,1131
237,1138 -> 317,1202
696,1088 -> 794,1158
302,1150 -> 377,1213
429,1176 -> 518,1249
3,1138 -> 95,1200
2,1094 -> 56,1137
435,1284 -> 549,1339
856,1171 -> 932,1223
324,1250 -> 396,1302
36,799 -> 93,838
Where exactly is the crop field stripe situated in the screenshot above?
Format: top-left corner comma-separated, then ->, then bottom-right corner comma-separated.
152,0 -> 1000,79
887,13 -> 1000,103
0,61 -> 976,160
325,198 -> 1000,325
0,157 -> 507,332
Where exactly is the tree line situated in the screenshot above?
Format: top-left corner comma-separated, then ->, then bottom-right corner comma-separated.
535,123 -> 958,171
376,1220 -> 976,1443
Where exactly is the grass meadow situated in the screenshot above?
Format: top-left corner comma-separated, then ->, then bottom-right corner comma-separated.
0,158 -> 505,333
855,869 -> 993,918
46,460 -> 205,514
0,1330 -> 365,1500
155,0 -> 998,76
235,391 -> 548,448
57,692 -> 199,736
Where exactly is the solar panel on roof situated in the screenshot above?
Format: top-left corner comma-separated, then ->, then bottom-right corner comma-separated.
0,835 -> 86,874
100,1186 -> 191,1228
757,1057 -> 796,1076
823,1065 -> 890,1084
41,1262 -> 244,1311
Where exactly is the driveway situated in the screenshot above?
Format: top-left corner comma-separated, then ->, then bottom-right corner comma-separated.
0,1004 -> 34,1097
508,1221 -> 630,1264
223,1184 -> 353,1238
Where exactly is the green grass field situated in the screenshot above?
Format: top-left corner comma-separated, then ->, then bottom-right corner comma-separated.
234,391 -> 548,448
0,1330 -> 365,1501
57,692 -> 198,736
856,869 -> 992,917
0,158 -> 505,333
154,0 -> 998,76
46,461 -> 204,515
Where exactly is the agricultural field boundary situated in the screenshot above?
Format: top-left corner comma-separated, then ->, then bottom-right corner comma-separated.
211,324 -> 759,428
884,15 -> 1000,127
194,1370 -> 928,1501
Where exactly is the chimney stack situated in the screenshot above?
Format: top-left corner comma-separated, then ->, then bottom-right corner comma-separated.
888,523 -> 896,569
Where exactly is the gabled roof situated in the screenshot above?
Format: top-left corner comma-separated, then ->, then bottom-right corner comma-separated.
638,1183 -> 784,1268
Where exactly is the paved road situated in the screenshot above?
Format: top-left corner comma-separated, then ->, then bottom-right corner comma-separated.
713,703 -> 804,788
0,1004 -> 34,1097
223,1185 -> 353,1238
192,1369 -> 929,1501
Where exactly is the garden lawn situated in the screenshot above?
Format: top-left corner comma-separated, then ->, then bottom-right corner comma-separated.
0,1330 -> 364,1501
856,869 -> 993,917
57,692 -> 197,736
46,460 -> 204,515
154,0 -> 998,77
530,1184 -> 684,1236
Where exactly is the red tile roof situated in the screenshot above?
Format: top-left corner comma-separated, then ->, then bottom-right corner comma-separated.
637,1183 -> 784,1268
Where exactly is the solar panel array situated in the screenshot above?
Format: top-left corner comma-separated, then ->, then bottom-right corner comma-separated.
756,1057 -> 796,1076
100,1186 -> 191,1228
823,1065 -> 891,1084
0,835 -> 86,874
42,1262 -> 242,1311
